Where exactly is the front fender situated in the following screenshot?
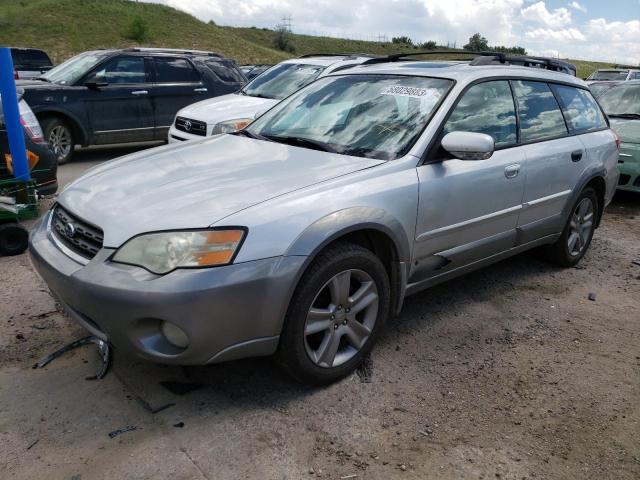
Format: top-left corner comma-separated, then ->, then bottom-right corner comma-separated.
285,206 -> 411,264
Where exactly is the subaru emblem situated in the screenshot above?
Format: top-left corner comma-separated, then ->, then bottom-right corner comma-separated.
65,222 -> 77,238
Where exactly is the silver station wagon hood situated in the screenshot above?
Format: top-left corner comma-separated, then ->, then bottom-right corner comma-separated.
58,134 -> 384,247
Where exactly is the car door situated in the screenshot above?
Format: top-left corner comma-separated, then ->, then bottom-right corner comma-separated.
151,57 -> 206,140
81,55 -> 155,144
512,80 -> 587,243
413,80 -> 526,281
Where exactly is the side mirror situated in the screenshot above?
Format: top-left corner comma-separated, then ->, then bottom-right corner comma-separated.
85,80 -> 108,90
441,131 -> 495,161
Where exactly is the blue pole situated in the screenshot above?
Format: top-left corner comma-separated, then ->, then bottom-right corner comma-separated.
0,47 -> 30,181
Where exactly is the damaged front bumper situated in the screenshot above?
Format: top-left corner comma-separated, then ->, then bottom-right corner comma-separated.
28,212 -> 305,365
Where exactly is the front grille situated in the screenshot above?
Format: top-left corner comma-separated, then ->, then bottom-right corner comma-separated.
618,174 -> 631,186
51,205 -> 104,259
175,116 -> 207,136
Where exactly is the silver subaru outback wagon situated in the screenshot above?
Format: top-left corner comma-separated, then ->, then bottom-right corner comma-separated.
29,59 -> 619,384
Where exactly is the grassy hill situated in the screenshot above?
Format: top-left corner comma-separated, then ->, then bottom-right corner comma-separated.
0,0 -> 613,78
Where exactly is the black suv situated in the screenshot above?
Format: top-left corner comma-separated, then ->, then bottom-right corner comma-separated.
18,48 -> 246,163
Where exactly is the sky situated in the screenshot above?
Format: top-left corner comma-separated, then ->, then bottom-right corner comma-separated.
140,0 -> 640,64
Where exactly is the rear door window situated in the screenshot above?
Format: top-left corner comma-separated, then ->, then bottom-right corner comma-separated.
550,85 -> 607,133
443,80 -> 517,148
154,58 -> 200,83
512,80 -> 568,143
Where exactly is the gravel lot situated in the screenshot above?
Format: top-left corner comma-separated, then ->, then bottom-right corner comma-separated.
1,145 -> 639,480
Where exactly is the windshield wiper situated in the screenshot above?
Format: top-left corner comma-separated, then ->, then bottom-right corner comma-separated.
234,129 -> 269,141
35,76 -> 51,82
263,135 -> 338,153
249,93 -> 276,100
608,113 -> 640,119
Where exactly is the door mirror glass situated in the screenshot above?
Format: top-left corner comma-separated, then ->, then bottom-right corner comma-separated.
441,131 -> 495,160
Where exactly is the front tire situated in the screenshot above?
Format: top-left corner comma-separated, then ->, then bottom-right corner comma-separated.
543,187 -> 598,267
276,242 -> 391,385
41,117 -> 75,165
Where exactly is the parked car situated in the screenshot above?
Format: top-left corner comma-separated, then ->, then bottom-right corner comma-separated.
168,54 -> 380,142
11,47 -> 53,80
30,57 -> 618,384
1,90 -> 57,195
18,48 -> 246,164
588,81 -> 620,98
599,81 -> 640,192
586,68 -> 640,83
239,64 -> 272,81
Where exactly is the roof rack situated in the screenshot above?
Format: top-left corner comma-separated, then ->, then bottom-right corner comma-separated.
470,52 -> 576,76
123,47 -> 223,57
359,50 -> 577,76
298,53 -> 381,59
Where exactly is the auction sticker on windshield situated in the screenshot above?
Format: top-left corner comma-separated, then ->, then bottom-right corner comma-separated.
381,85 -> 442,99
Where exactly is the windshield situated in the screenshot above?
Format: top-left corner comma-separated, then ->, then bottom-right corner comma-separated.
599,84 -> 640,116
589,83 -> 615,98
588,70 -> 628,81
241,63 -> 325,100
246,74 -> 453,160
41,51 -> 110,85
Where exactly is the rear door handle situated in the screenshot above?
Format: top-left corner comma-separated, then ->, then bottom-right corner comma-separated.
194,87 -> 208,93
131,90 -> 148,95
504,164 -> 521,179
571,150 -> 583,162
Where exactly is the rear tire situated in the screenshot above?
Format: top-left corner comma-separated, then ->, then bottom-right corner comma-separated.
543,187 -> 598,267
41,117 -> 74,165
0,223 -> 29,256
276,242 -> 390,385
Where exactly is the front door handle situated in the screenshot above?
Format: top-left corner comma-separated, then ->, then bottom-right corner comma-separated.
194,87 -> 208,93
504,164 -> 521,179
131,90 -> 148,95
571,150 -> 583,162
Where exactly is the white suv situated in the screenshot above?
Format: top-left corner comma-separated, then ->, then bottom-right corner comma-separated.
168,54 -> 379,142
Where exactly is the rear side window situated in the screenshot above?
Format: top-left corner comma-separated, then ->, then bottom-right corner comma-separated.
443,80 -> 517,148
12,49 -> 52,69
551,85 -> 607,133
205,61 -> 244,83
512,80 -> 568,143
154,58 -> 200,83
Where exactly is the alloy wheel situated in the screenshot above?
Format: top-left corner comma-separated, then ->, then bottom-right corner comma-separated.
48,125 -> 72,160
304,269 -> 379,368
567,197 -> 594,256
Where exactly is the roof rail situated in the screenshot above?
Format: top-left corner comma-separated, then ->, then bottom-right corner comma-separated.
470,52 -> 577,76
298,53 -> 381,59
359,50 -> 576,76
123,47 -> 223,57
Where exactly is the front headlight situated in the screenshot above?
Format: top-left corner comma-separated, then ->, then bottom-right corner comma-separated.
112,229 -> 246,274
211,118 -> 253,135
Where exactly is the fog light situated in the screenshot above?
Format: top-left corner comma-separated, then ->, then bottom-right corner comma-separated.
160,321 -> 189,349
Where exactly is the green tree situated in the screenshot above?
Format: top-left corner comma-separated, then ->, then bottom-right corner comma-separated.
126,15 -> 149,42
463,33 -> 489,52
421,40 -> 437,50
273,25 -> 295,53
392,36 -> 413,45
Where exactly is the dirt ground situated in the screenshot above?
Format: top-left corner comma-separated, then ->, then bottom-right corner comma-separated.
1,149 -> 639,480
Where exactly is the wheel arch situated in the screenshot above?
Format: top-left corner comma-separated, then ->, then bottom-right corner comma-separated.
563,170 -> 608,229
284,207 -> 412,317
36,109 -> 89,146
